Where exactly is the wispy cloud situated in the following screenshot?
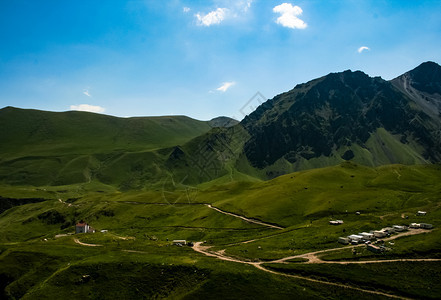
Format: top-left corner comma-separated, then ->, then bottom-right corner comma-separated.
273,3 -> 307,29
70,104 -> 105,113
83,89 -> 92,97
183,7 -> 190,13
195,8 -> 229,26
194,1 -> 253,26
238,0 -> 253,12
216,81 -> 236,92
358,46 -> 370,53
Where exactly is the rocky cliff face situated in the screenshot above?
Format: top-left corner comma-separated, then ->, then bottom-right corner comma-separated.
241,62 -> 441,170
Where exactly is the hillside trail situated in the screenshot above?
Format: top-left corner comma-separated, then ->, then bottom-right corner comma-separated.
192,242 -> 412,299
205,204 -> 284,230
112,201 -> 284,230
194,229 -> 430,266
73,238 -> 102,247
253,264 -> 411,300
192,229 -> 439,299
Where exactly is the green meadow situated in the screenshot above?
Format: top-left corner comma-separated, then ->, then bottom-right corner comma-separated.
1,162 -> 441,298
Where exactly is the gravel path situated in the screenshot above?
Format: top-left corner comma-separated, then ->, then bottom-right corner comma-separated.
192,229 -> 438,299
205,204 -> 284,230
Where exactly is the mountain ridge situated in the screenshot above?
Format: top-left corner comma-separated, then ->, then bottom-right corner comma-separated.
0,61 -> 440,187
239,62 -> 441,174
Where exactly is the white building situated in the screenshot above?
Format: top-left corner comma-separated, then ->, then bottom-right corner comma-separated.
329,220 -> 344,225
338,237 -> 349,245
75,221 -> 94,234
359,232 -> 374,240
382,227 -> 396,234
348,234 -> 363,242
417,211 -> 427,216
419,223 -> 433,229
373,230 -> 387,238
393,225 -> 406,232
172,240 -> 187,246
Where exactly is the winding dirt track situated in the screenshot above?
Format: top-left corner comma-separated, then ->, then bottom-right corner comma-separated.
192,229 -> 441,299
253,264 -> 411,300
205,204 -> 284,230
271,229 -> 430,264
73,238 -> 102,247
70,202 -> 437,298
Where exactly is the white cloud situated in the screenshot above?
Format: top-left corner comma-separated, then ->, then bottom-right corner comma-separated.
358,46 -> 370,53
216,81 -> 236,92
241,0 -> 253,12
273,3 -> 307,29
70,104 -> 106,114
183,7 -> 190,13
193,1 -> 253,26
195,8 -> 228,26
83,89 -> 92,97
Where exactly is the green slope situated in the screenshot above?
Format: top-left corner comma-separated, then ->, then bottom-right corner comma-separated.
1,163 -> 441,299
0,107 -> 216,187
0,106 -> 212,158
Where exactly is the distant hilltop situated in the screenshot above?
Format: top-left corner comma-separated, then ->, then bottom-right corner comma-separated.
1,61 -> 440,187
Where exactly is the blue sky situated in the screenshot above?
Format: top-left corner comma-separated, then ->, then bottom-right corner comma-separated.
1,0 -> 440,120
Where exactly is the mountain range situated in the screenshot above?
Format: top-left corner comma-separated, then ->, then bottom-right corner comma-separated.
1,61 -> 441,299
1,61 -> 440,188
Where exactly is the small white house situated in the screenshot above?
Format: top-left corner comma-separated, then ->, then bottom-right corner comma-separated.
373,230 -> 387,238
393,225 -> 406,232
359,232 -> 374,240
75,221 -> 95,234
329,220 -> 344,225
348,234 -> 363,242
419,223 -> 433,229
409,223 -> 420,228
382,227 -> 396,234
417,211 -> 427,216
172,240 -> 187,246
338,237 -> 349,245
76,221 -> 88,234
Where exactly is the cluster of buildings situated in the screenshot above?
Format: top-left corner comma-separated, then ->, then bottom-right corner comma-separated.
338,223 -> 433,247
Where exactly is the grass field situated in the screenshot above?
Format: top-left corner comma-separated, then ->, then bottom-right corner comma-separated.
1,162 -> 441,298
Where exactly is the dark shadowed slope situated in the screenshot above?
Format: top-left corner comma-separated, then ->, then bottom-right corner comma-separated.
239,62 -> 441,177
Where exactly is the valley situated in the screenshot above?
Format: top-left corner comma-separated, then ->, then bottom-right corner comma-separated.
1,163 -> 441,299
1,62 -> 441,299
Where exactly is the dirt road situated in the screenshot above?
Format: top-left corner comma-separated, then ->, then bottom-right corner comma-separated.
192,242 -> 413,299
73,238 -> 102,247
205,204 -> 284,230
271,228 -> 430,264
192,229 -> 440,299
254,264 -> 411,300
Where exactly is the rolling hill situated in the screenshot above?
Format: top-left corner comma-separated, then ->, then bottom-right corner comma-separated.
0,107 -> 237,187
1,62 -> 440,188
0,106 -> 215,157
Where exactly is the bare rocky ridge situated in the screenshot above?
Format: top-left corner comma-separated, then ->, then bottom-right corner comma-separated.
240,62 -> 441,174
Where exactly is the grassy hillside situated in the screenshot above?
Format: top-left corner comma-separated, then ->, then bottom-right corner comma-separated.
1,163 -> 441,298
0,107 -> 219,187
0,106 -> 212,158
